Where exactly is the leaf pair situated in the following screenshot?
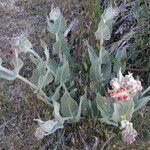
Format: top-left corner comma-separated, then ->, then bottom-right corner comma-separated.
60,87 -> 84,122
88,45 -> 111,90
95,5 -> 118,42
31,60 -> 53,91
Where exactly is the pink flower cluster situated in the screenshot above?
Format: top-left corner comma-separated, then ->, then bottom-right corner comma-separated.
34,128 -> 45,140
121,127 -> 137,144
107,72 -> 142,101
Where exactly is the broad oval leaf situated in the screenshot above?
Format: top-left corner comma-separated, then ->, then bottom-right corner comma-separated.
112,100 -> 134,122
31,60 -> 53,89
86,43 -> 98,64
55,58 -> 70,84
53,34 -> 70,55
95,21 -> 111,41
47,7 -> 67,34
40,120 -> 64,134
96,93 -> 113,118
61,89 -> 78,118
16,36 -> 32,53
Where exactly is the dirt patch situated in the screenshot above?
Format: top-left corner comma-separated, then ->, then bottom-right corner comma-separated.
0,0 -> 55,149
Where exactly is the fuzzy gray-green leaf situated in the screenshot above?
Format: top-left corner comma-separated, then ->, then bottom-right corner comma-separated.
61,90 -> 78,117
16,36 -> 32,53
112,100 -> 134,122
0,57 -> 16,80
40,39 -> 49,62
96,93 -> 113,118
95,21 -> 111,41
40,120 -> 63,134
73,97 -> 84,122
47,7 -> 67,34
87,43 -> 98,64
134,96 -> 150,111
31,60 -> 53,89
55,58 -> 70,84
51,85 -> 61,102
90,58 -> 102,82
53,34 -> 69,55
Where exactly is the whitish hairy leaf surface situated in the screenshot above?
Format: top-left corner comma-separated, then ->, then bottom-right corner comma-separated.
112,100 -> 134,122
100,118 -> 118,126
73,97 -> 84,122
53,101 -> 64,122
90,80 -> 100,92
61,89 -> 78,117
50,85 -> 61,102
48,59 -> 58,74
96,93 -> 113,118
114,48 -> 127,73
40,40 -> 49,62
31,60 -> 53,89
47,7 -> 67,34
101,49 -> 111,83
0,57 -> 23,80
16,36 -> 32,53
0,68 -> 16,80
40,120 -> 63,134
55,58 -> 70,84
90,58 -> 102,81
102,5 -> 118,24
95,5 -> 118,41
50,7 -> 61,21
13,57 -> 24,74
134,96 -> 150,111
53,34 -> 69,55
81,94 -> 91,117
102,5 -> 118,33
87,43 -> 98,64
95,21 -> 111,41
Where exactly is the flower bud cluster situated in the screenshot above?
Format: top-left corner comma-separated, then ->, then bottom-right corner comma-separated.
34,128 -> 45,140
107,72 -> 142,101
121,120 -> 137,144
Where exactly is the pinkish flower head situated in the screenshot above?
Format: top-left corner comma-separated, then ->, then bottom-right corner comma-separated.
107,72 -> 142,101
121,127 -> 137,144
110,78 -> 120,89
34,128 -> 45,140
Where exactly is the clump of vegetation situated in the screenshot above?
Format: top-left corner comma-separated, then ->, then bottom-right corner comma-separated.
0,3 -> 150,149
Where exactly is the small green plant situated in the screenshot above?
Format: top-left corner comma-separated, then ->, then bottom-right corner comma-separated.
0,5 -> 150,145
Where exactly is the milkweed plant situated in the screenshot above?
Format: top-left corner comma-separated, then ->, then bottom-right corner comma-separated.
0,5 -> 150,144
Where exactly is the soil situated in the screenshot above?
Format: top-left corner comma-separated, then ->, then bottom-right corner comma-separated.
0,0 -> 55,149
